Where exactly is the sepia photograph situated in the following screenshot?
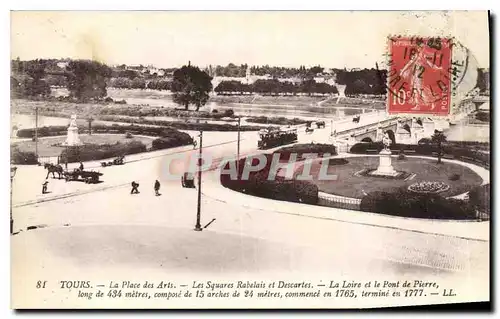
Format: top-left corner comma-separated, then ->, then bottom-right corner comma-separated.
9,10 -> 490,309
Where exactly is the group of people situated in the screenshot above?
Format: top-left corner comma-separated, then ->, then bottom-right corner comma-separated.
130,180 -> 161,196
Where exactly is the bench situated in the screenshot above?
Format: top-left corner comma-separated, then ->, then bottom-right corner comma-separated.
443,154 -> 454,159
404,150 -> 416,154
366,149 -> 379,154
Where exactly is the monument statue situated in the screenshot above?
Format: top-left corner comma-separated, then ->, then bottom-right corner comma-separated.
63,114 -> 82,146
69,114 -> 77,128
369,131 -> 398,177
382,132 -> 392,150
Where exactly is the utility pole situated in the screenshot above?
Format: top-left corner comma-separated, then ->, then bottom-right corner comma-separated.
88,117 -> 94,135
237,116 -> 241,173
194,130 -> 203,231
35,106 -> 38,159
10,166 -> 17,235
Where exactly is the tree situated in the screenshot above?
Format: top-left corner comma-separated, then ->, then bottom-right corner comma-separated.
66,60 -> 112,101
171,64 -> 213,111
431,129 -> 447,164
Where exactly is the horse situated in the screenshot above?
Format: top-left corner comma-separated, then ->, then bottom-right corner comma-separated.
352,116 -> 361,123
44,163 -> 63,179
316,121 -> 326,129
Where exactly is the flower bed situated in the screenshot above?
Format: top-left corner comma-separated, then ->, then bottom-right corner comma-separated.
408,181 -> 450,194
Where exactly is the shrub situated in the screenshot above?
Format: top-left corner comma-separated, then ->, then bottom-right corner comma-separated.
327,158 -> 349,166
152,135 -> 193,150
275,143 -> 337,160
246,116 -> 308,125
60,141 -> 147,163
11,146 -> 38,165
17,125 -> 68,138
468,184 -> 490,216
360,189 -> 477,220
449,173 -> 461,181
104,97 -> 114,103
222,109 -> 234,117
125,132 -> 133,139
349,142 -> 490,168
220,154 -> 319,205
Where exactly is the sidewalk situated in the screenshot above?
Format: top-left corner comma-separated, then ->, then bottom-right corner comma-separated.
200,162 -> 489,242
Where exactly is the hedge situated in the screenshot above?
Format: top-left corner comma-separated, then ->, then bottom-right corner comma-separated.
274,143 -> 337,160
60,140 -> 147,163
11,146 -> 38,165
360,189 -> 477,220
246,116 -> 309,125
468,184 -> 490,216
17,124 -> 194,140
220,154 -> 319,204
349,142 -> 490,169
96,115 -> 261,132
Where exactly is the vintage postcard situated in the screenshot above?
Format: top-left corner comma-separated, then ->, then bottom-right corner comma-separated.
10,11 -> 490,309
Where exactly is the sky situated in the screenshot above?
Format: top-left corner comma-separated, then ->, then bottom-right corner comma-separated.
10,11 -> 490,69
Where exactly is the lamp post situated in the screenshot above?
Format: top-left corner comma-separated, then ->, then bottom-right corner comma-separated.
194,130 -> 203,231
10,166 -> 17,235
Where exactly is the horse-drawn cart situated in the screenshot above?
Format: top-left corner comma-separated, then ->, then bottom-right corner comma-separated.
64,169 -> 103,184
101,156 -> 125,167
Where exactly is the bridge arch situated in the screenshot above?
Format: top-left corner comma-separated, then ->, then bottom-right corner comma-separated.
403,124 -> 411,135
385,129 -> 396,145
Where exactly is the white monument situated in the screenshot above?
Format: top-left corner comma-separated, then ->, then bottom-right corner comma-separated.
63,114 -> 82,146
370,132 -> 398,177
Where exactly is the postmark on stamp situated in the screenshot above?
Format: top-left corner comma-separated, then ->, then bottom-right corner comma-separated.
386,36 -> 453,115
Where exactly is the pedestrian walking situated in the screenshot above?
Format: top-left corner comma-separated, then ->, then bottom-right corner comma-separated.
130,181 -> 140,194
42,180 -> 48,194
154,180 -> 161,196
79,162 -> 84,171
193,139 -> 197,150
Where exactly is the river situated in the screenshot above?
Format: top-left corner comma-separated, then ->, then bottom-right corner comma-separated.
51,87 -> 372,120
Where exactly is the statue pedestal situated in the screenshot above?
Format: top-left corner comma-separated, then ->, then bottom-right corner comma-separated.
370,149 -> 398,177
63,125 -> 82,146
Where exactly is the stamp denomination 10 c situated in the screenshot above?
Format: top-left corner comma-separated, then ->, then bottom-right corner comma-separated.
387,37 -> 452,115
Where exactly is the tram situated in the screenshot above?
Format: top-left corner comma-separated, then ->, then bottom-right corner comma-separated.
257,128 -> 298,149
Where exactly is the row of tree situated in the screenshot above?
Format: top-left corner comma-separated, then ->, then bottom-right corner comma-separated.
108,77 -> 172,90
207,63 -> 326,78
214,79 -> 339,96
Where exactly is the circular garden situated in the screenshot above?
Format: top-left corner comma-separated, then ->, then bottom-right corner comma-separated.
298,156 -> 483,199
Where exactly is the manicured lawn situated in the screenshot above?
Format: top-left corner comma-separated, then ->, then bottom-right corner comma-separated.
295,156 -> 483,198
12,134 -> 154,157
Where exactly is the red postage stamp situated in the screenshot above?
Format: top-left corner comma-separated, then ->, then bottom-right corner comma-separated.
387,36 -> 452,115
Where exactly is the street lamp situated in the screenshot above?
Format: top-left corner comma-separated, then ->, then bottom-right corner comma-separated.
10,166 -> 17,235
194,130 -> 203,231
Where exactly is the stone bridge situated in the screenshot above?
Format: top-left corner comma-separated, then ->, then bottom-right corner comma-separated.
336,117 -> 438,145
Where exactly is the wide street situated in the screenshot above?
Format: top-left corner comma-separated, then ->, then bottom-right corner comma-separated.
11,112 -> 490,307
